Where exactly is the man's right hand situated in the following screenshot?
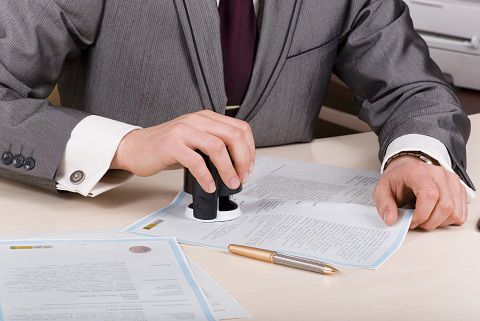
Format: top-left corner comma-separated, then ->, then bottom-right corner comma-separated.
110,110 -> 255,193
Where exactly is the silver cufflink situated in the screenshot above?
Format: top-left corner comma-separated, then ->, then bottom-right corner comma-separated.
70,170 -> 85,184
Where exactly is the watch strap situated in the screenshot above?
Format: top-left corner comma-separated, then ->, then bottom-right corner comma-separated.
384,151 -> 440,170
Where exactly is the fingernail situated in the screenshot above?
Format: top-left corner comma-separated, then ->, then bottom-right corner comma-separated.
230,176 -> 240,189
383,211 -> 389,224
208,182 -> 216,193
242,172 -> 250,183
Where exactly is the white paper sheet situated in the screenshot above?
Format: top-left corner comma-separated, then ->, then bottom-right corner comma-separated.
242,156 -> 379,206
124,156 -> 413,269
0,230 -> 250,320
0,238 -> 216,321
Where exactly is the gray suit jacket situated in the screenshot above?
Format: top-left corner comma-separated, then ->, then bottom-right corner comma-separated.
0,0 -> 475,191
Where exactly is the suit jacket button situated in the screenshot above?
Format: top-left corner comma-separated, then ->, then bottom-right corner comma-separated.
24,157 -> 35,171
1,152 -> 13,165
12,155 -> 25,168
70,170 -> 85,184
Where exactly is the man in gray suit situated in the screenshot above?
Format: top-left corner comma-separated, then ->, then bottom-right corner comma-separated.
0,0 -> 475,231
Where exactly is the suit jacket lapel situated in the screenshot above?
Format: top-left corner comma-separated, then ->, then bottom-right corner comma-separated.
237,0 -> 302,121
174,0 -> 227,113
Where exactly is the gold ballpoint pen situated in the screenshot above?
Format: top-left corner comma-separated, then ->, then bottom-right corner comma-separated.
228,244 -> 340,275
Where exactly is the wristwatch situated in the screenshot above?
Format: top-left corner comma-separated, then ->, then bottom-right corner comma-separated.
384,151 -> 440,170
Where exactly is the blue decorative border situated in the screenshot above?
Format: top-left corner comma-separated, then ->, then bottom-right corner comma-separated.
0,237 -> 216,321
371,210 -> 413,268
167,241 -> 216,321
125,192 -> 186,232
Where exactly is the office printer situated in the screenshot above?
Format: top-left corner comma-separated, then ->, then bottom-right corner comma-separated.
404,0 -> 480,90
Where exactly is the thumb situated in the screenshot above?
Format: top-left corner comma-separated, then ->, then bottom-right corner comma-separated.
373,178 -> 399,226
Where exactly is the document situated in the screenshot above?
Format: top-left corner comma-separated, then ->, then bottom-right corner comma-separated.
241,156 -> 379,206
187,260 -> 249,320
0,230 -> 249,321
125,156 -> 413,269
0,238 -> 216,321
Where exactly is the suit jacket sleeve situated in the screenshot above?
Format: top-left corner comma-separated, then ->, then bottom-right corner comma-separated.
333,0 -> 475,190
0,0 -> 104,190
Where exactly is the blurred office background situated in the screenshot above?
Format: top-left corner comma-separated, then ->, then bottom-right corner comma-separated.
48,0 -> 479,139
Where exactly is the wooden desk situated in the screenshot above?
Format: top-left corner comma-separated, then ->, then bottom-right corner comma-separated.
1,114 -> 479,321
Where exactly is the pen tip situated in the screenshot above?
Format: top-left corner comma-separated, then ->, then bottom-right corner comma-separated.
324,265 -> 340,275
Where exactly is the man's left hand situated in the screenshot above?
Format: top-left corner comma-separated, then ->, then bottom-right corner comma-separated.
373,155 -> 467,231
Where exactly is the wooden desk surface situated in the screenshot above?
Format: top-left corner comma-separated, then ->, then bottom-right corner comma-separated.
1,114 -> 479,321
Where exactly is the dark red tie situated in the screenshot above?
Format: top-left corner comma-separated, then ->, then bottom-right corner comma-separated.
219,0 -> 258,115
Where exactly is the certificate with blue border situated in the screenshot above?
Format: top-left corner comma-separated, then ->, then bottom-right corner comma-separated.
0,238 -> 216,321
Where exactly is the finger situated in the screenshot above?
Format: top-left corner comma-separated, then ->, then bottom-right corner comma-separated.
182,128 -> 241,190
418,171 -> 455,231
441,174 -> 466,227
461,183 -> 468,222
198,110 -> 256,171
171,124 -> 239,189
184,113 -> 252,182
201,110 -> 256,169
404,166 -> 439,229
372,177 -> 399,226
174,147 -> 216,193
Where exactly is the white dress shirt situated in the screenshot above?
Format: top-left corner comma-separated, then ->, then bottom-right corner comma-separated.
55,0 -> 475,200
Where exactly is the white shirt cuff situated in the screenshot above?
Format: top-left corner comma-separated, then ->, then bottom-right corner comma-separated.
381,134 -> 476,201
55,115 -> 140,197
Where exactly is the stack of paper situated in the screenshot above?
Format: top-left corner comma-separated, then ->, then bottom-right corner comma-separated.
0,231 -> 249,321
